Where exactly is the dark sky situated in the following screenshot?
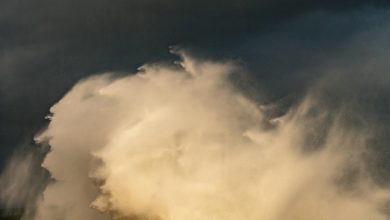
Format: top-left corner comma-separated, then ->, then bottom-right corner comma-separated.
1,0 -> 390,170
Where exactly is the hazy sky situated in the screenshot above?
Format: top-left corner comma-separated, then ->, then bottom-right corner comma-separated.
1,0 -> 390,169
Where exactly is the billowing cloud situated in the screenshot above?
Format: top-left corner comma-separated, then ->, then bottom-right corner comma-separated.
27,52 -> 390,220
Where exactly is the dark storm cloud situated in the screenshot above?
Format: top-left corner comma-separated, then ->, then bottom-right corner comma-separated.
0,0 -> 389,169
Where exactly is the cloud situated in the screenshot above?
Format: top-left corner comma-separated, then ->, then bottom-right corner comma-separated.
28,51 -> 390,220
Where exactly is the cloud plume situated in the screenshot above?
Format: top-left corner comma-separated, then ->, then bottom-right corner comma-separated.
31,51 -> 390,220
